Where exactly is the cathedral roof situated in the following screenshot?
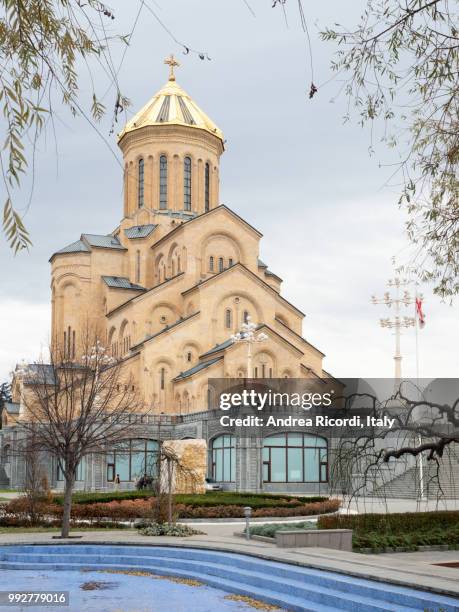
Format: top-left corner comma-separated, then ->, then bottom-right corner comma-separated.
55,239 -> 90,255
124,224 -> 157,239
81,234 -> 125,250
102,276 -> 146,291
117,56 -> 223,144
173,356 -> 223,381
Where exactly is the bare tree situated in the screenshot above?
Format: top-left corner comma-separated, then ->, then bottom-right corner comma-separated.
17,332 -> 143,537
330,384 -> 459,502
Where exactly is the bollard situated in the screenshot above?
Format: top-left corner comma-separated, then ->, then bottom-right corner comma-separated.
244,506 -> 252,541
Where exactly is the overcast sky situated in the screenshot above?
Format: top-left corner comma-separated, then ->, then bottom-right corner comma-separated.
0,0 -> 457,382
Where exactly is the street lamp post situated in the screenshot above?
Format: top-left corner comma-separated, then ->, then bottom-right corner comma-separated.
371,276 -> 426,500
371,277 -> 418,384
230,316 -> 268,378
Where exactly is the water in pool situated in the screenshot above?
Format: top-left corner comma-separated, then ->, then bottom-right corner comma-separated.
0,569 -> 266,612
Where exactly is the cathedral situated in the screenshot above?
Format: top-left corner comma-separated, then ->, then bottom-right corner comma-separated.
0,56 -> 334,494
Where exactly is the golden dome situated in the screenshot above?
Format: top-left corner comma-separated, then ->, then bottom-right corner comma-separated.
118,55 -> 223,144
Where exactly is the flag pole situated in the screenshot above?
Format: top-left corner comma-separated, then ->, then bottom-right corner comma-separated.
414,280 -> 425,501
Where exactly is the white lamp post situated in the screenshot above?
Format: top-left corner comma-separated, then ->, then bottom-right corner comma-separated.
230,316 -> 268,378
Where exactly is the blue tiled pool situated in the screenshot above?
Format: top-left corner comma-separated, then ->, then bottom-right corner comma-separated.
0,568 -> 248,612
0,544 -> 457,612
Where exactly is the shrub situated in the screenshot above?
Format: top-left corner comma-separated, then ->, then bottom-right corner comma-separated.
250,521 -> 317,538
139,523 -> 204,537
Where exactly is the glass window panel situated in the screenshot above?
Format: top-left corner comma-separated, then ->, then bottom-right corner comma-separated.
145,452 -> 158,477
288,433 -> 303,446
320,464 -> 328,482
262,447 -> 269,461
131,439 -> 145,451
214,450 -> 223,481
270,448 -> 286,482
287,448 -> 303,482
116,453 -> 130,481
264,434 -> 287,446
230,447 -> 235,482
131,452 -> 145,479
263,463 -> 269,482
223,448 -> 231,481
146,440 -> 158,451
320,448 -> 328,462
304,435 -> 327,447
213,436 -> 223,448
304,448 -> 319,482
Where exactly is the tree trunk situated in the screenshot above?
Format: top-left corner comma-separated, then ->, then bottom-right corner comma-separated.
61,474 -> 75,538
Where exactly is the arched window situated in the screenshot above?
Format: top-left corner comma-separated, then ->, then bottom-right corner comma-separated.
263,434 -> 328,483
184,156 -> 192,210
177,255 -> 181,273
187,351 -> 192,362
229,258 -> 233,267
218,257 -> 224,272
212,435 -> 235,482
160,367 -> 165,391
159,155 -> 168,209
205,162 -> 210,211
171,260 -> 175,277
106,439 -> 158,482
209,256 -> 214,272
225,308 -> 232,329
243,310 -> 249,324
138,158 -> 144,208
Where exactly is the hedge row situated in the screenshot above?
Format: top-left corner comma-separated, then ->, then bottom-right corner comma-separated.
317,511 -> 459,533
353,526 -> 459,551
3,497 -> 340,521
55,490 -> 328,508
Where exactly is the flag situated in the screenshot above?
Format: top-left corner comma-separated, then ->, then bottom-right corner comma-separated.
415,297 -> 426,329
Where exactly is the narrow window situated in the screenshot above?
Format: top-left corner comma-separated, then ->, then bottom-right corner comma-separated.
172,260 -> 175,277
159,155 -> 167,209
269,367 -> 273,378
187,351 -> 192,362
209,256 -> 214,272
72,330 -> 76,358
254,367 -> 258,378
225,309 -> 232,329
160,367 -> 165,390
177,255 -> 181,273
229,258 -> 233,267
205,162 -> 210,211
138,158 -> 144,208
67,326 -> 71,359
262,364 -> 266,378
63,331 -> 67,358
136,250 -> 140,283
243,310 -> 249,324
218,257 -> 224,272
184,156 -> 192,211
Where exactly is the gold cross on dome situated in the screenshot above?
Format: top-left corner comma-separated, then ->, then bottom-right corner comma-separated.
164,54 -> 180,81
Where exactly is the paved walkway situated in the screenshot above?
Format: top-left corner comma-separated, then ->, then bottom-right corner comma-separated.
0,529 -> 457,600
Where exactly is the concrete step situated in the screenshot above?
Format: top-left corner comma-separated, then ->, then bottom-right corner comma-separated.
0,545 -> 458,612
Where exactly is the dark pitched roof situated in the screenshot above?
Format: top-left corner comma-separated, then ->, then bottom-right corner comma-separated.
124,224 -> 157,239
81,234 -> 125,250
55,239 -> 90,255
265,270 -> 283,282
173,356 -> 223,381
200,338 -> 233,358
4,401 -> 19,414
102,276 -> 146,291
257,259 -> 268,269
20,364 -> 56,385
